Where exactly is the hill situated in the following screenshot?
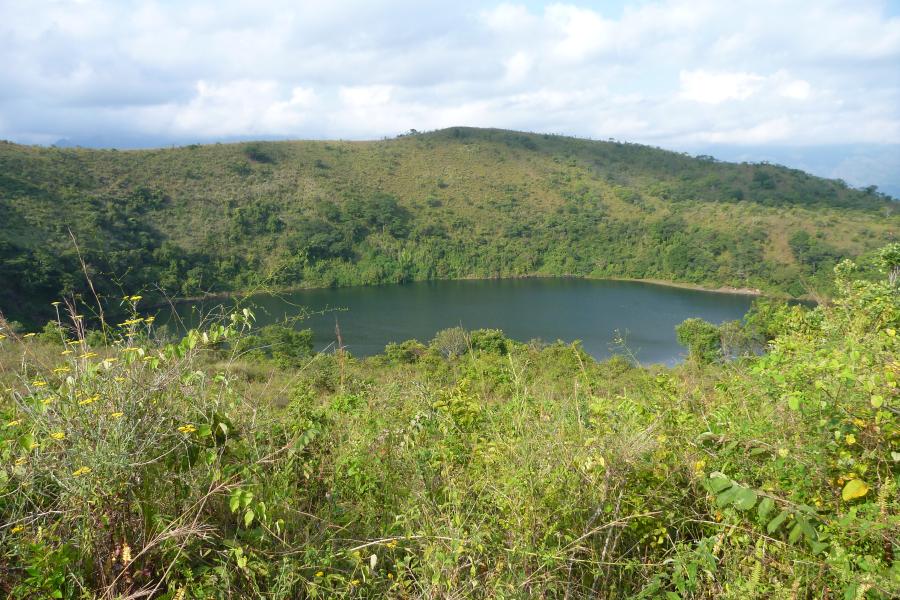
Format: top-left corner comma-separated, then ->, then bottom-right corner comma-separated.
0,127 -> 896,325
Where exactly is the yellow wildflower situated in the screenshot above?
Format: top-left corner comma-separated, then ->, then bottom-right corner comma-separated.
50,431 -> 65,440
78,352 -> 98,359
11,525 -> 25,534
0,334 -> 6,341
51,301 -> 61,306
79,395 -> 99,406
110,412 -> 124,419
121,543 -> 132,564
145,316 -> 155,323
53,366 -> 71,374
177,424 -> 197,434
6,419 -> 21,427
15,457 -> 27,465
315,571 -> 324,577
32,380 -> 47,387
114,377 -> 126,382
72,466 -> 91,477
130,295 -> 142,302
23,333 -> 36,338
845,434 -> 856,445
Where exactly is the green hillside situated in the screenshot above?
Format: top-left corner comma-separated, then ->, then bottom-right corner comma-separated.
0,127 -> 896,325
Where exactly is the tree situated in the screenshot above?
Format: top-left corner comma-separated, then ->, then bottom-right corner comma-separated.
675,318 -> 721,363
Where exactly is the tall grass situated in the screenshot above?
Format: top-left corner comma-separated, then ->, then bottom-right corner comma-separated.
1,256 -> 898,598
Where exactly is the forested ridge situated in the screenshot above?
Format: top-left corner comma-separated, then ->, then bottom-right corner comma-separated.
1,127 -> 896,325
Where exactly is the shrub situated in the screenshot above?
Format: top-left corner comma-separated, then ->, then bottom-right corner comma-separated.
675,317 -> 721,363
430,326 -> 468,358
234,324 -> 313,367
468,328 -> 508,355
384,339 -> 427,364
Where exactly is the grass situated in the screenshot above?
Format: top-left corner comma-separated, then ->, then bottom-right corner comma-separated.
0,253 -> 897,598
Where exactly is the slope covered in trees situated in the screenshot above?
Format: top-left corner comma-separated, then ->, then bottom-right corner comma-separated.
0,127 -> 896,325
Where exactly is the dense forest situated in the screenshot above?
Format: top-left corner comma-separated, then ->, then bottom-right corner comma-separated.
1,127 -> 896,326
0,250 -> 897,598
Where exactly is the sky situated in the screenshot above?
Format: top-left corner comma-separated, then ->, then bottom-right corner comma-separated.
2,0 -> 899,195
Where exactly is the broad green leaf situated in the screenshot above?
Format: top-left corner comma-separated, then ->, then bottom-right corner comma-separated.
757,497 -> 775,520
870,395 -> 883,408
229,490 -> 241,513
767,510 -> 789,534
733,488 -> 758,511
787,394 -> 800,411
18,433 -> 34,451
841,479 -> 869,501
796,516 -> 817,541
788,522 -> 803,544
707,475 -> 732,493
244,509 -> 255,527
809,540 -> 829,555
716,486 -> 740,508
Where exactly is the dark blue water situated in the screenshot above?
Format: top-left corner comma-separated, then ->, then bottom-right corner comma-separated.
167,278 -> 754,365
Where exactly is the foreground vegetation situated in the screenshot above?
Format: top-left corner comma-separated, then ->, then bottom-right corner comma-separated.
0,250 -> 897,598
2,127 -> 897,326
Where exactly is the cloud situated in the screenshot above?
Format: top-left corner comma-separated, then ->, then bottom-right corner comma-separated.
0,0 -> 897,190
679,70 -> 765,104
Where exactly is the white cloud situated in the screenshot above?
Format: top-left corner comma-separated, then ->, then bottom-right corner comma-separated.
136,80 -> 317,137
679,70 -> 765,104
0,0 -> 896,170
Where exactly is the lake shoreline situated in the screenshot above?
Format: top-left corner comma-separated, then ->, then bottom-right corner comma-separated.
153,273 -> 773,310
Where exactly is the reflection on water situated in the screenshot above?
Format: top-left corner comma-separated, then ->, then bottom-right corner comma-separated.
165,278 -> 755,365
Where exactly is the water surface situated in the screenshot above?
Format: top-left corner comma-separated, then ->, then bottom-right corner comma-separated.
167,278 -> 754,365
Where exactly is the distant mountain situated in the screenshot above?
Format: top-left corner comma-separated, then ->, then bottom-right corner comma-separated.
1,127 -> 896,325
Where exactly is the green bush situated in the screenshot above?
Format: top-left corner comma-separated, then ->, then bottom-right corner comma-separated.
234,323 -> 313,367
675,317 -> 721,363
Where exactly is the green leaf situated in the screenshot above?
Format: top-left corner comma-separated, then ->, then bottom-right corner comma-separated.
767,510 -> 789,534
229,490 -> 241,513
707,475 -> 732,493
809,541 -> 829,555
870,395 -> 883,408
244,509 -> 255,527
796,516 -> 817,541
788,522 -> 803,544
733,488 -> 758,511
716,486 -> 740,508
787,394 -> 800,411
18,433 -> 34,451
841,479 -> 869,502
757,497 -> 775,520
